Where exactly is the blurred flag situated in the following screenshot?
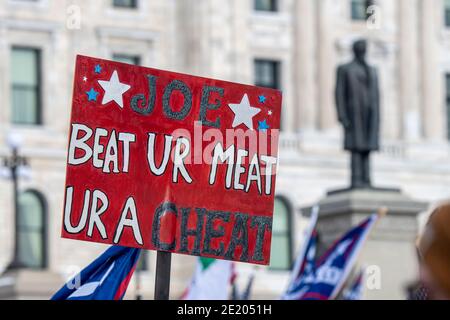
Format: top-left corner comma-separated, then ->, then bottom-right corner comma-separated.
282,206 -> 319,300
51,246 -> 140,300
284,212 -> 379,300
182,257 -> 235,300
302,213 -> 379,300
342,268 -> 364,300
241,272 -> 255,300
231,271 -> 255,300
231,281 -> 239,300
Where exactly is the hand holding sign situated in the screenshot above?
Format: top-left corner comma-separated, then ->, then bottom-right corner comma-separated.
62,55 -> 282,265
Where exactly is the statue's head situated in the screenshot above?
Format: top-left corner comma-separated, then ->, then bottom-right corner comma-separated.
352,39 -> 367,62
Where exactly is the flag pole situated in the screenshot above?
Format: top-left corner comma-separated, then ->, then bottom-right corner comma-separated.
154,251 -> 172,300
376,206 -> 388,220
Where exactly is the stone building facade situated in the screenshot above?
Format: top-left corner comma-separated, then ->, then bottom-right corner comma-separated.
1,0 -> 450,299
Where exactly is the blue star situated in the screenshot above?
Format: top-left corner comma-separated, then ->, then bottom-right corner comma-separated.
94,64 -> 102,74
258,119 -> 270,131
258,95 -> 266,103
86,88 -> 99,101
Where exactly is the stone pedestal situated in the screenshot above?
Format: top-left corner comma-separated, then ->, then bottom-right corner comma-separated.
0,270 -> 63,300
303,189 -> 428,300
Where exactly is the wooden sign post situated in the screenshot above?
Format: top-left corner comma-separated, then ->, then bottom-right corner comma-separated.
61,55 -> 282,299
154,251 -> 172,300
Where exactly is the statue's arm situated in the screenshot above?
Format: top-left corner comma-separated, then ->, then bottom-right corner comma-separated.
335,66 -> 349,128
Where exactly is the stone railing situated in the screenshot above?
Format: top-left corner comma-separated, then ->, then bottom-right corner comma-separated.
278,132 -> 408,159
380,142 -> 407,159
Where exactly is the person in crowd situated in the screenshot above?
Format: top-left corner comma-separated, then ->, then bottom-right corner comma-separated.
411,203 -> 450,300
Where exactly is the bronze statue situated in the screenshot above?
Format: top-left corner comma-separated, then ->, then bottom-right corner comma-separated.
335,39 -> 380,189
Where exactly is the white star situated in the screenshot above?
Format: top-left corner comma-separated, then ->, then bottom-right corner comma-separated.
228,94 -> 261,129
268,110 -> 273,116
83,76 -> 87,82
98,70 -> 131,109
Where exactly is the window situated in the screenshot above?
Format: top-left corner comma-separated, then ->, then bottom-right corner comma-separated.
254,59 -> 280,90
11,48 -> 41,125
113,0 -> 137,8
269,197 -> 293,270
351,0 -> 373,21
17,190 -> 47,269
445,0 -> 450,27
113,54 -> 141,66
255,0 -> 277,12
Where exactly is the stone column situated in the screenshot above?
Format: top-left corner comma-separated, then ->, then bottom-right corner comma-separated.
294,0 -> 317,132
176,0 -> 212,76
317,0 -> 337,130
399,0 -> 421,141
420,0 -> 445,141
0,23 -> 13,271
230,0 -> 251,84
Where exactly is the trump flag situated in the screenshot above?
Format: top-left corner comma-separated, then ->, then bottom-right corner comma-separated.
342,268 -> 364,300
282,207 -> 319,300
284,213 -> 378,300
51,245 -> 141,300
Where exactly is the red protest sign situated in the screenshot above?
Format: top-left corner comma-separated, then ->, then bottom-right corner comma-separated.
62,55 -> 282,265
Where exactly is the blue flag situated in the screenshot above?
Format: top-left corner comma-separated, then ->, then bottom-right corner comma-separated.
302,214 -> 377,300
51,245 -> 141,300
282,206 -> 319,300
342,269 -> 364,300
231,272 -> 255,300
283,230 -> 318,299
284,213 -> 378,300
